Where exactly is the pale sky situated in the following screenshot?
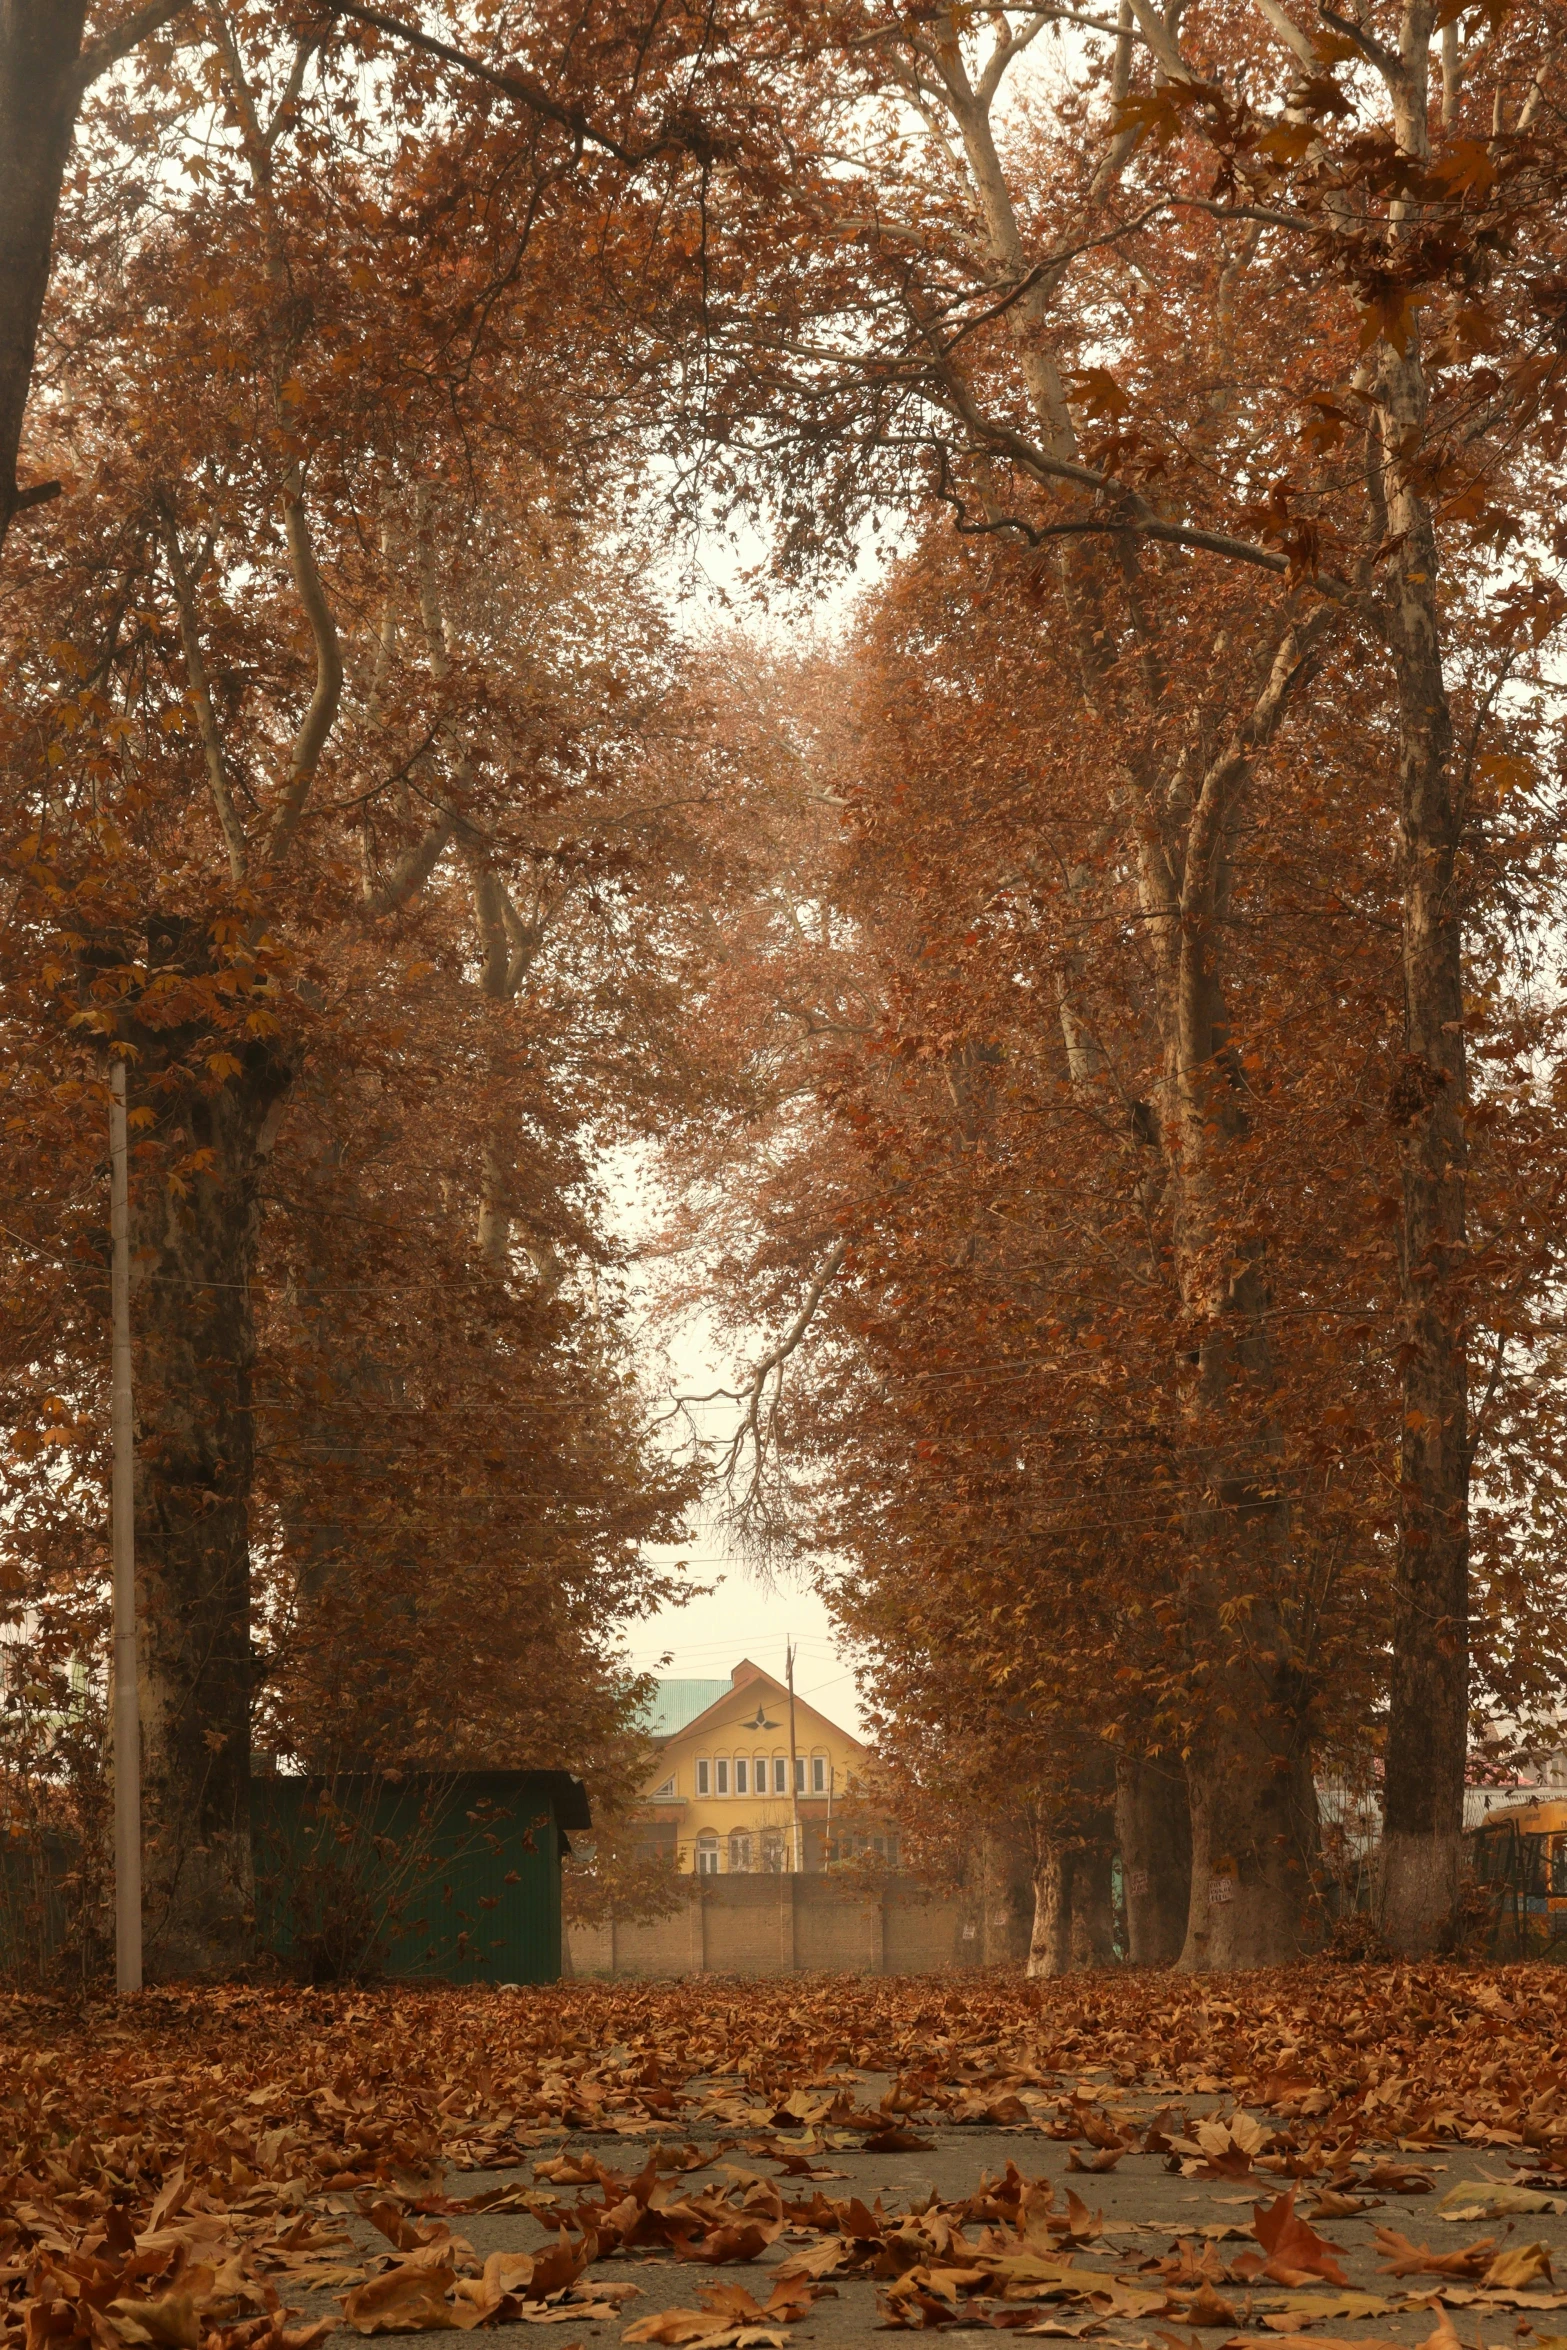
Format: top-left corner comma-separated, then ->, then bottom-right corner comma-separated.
611,1148 -> 869,1742
620,1577 -> 866,1739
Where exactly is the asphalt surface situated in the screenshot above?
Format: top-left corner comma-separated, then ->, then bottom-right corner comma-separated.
283,2063 -> 1567,2348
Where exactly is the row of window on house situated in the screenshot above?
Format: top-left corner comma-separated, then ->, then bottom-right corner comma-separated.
680,1753 -> 832,1798
693,1829 -> 900,1875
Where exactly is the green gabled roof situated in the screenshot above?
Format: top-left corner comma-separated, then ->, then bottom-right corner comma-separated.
643,1678 -> 733,1738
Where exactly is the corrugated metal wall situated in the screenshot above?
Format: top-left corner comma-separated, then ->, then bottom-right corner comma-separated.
252,1771 -> 564,1982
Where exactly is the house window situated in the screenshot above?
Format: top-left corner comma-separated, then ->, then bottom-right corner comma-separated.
812,1755 -> 826,1794
761,1828 -> 784,1873
773,1757 -> 787,1794
653,1773 -> 676,1798
830,1831 -> 900,1866
735,1757 -> 748,1796
729,1832 -> 753,1873
794,1756 -> 806,1794
696,1759 -> 710,1796
696,1834 -> 719,1875
716,1758 -> 729,1796
755,1754 -> 768,1793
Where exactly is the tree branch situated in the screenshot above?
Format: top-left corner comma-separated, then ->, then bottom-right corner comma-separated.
316,0 -> 682,167
72,0 -> 189,93
934,363 -> 1297,573
155,493 -> 249,882
264,481 -> 344,868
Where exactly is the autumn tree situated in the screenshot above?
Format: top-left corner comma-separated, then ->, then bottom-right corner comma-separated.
660,0 -> 1567,1959
0,0 -> 764,1971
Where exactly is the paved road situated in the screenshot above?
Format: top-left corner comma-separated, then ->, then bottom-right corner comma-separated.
291,2071 -> 1567,2348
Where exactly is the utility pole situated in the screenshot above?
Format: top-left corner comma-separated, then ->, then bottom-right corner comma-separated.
786,1640 -> 801,1875
109,1057 -> 142,1993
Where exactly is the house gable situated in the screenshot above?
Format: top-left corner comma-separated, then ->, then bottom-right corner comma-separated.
661,1665 -> 861,1760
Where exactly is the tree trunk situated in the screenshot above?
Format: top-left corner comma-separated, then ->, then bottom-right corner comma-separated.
0,0 -> 84,547
1027,1841 -> 1071,1978
1375,342 -> 1468,1959
1068,1840 -> 1116,1969
966,1813 -> 1035,1964
130,1039 -> 288,1979
1116,1752 -> 1190,1965
1178,1711 -> 1316,1971
1127,612 -> 1332,1971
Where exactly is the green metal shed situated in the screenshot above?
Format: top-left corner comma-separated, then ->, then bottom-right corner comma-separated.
251,1768 -> 591,1983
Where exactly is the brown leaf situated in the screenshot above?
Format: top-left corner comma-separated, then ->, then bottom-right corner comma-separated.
1253,2193 -> 1347,2288
1374,2228 -> 1494,2280
105,2296 -> 203,2350
340,2263 -> 481,2334
1484,2245 -> 1555,2292
1183,2288 -> 1241,2328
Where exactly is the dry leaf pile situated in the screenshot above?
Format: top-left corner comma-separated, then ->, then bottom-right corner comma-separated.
3,1968 -> 1567,2350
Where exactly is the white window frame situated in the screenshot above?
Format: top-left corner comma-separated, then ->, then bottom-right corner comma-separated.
735,1757 -> 748,1795
695,1834 -> 719,1876
653,1772 -> 676,1798
794,1756 -> 806,1794
716,1757 -> 729,1796
812,1754 -> 826,1794
773,1756 -> 787,1794
696,1758 -> 710,1796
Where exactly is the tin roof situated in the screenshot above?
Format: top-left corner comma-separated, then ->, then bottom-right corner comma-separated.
643,1679 -> 733,1738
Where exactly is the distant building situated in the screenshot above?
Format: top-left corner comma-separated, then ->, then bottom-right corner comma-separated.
636,1658 -> 895,1874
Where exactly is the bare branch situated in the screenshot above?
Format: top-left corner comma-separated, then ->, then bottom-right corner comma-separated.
1248,0 -> 1319,67
713,1237 -> 849,1518
1317,2 -> 1400,80
976,9 -> 1051,106
263,35 -> 317,148
933,362 -> 1299,574
263,483 -> 344,867
362,812 -> 455,915
155,493 -> 249,882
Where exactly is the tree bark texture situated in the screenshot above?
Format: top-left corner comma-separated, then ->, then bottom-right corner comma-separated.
1179,1725 -> 1316,1970
0,0 -> 87,544
1027,1838 -> 1119,1975
1376,337 -> 1468,1959
966,1814 -> 1036,1965
1134,625 -> 1327,1973
1115,1751 -> 1191,1965
909,7 -> 1324,1975
129,1035 -> 289,1978
1068,1840 -> 1116,1969
1027,1841 -> 1071,1978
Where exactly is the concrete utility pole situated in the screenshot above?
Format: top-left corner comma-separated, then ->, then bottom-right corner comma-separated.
786,1641 -> 802,1874
109,1057 -> 142,1993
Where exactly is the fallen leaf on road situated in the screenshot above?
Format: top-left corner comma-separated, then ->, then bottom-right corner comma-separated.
1252,2194 -> 1348,2288
1373,2228 -> 1494,2279
341,2262 -> 483,2334
1439,2186 -> 1566,2222
1483,2243 -> 1554,2290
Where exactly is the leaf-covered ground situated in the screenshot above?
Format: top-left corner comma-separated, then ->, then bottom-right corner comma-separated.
5,1968 -> 1567,2350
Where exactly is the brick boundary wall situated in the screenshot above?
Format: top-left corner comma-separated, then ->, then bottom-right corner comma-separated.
566,1871 -> 1000,1977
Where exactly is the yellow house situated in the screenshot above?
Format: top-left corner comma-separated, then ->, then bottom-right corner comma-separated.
638,1658 -> 894,1875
